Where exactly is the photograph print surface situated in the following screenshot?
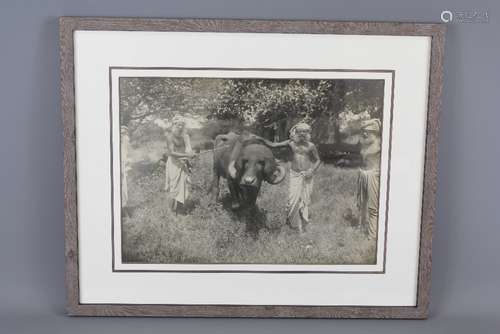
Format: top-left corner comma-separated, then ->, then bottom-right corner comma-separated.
112,68 -> 393,271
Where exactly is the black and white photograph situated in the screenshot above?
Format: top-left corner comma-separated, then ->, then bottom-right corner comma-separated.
116,71 -> 390,267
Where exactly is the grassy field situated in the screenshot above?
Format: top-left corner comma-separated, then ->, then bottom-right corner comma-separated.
122,146 -> 377,265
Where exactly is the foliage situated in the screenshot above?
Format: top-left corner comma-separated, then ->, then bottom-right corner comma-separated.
338,110 -> 371,137
207,79 -> 334,124
342,80 -> 384,119
119,77 -> 223,133
120,78 -> 187,124
207,79 -> 384,131
120,77 -> 385,146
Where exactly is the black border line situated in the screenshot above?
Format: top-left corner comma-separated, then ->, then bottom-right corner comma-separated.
109,67 -> 395,274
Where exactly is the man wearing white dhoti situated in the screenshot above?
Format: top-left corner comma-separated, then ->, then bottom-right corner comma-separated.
357,119 -> 381,239
262,122 -> 321,233
288,168 -> 314,231
165,115 -> 194,214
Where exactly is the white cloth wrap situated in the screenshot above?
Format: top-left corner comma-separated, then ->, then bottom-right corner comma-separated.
357,168 -> 380,238
165,157 -> 190,204
287,169 -> 314,231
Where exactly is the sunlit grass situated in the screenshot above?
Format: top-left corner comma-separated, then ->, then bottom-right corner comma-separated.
122,151 -> 376,265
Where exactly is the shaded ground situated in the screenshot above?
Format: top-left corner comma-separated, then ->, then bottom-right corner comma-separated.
122,150 -> 376,265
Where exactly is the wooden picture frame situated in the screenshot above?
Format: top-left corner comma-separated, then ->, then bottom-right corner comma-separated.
61,17 -> 445,318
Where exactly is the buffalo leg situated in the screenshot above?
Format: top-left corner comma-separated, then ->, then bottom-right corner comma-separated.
209,172 -> 220,203
227,181 -> 241,210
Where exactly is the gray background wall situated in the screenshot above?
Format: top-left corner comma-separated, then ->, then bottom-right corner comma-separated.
0,0 -> 499,332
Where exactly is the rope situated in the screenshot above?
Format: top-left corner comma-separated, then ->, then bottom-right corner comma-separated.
174,144 -> 230,161
195,144 -> 231,156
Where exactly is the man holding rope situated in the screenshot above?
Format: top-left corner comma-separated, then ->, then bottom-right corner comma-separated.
165,115 -> 195,214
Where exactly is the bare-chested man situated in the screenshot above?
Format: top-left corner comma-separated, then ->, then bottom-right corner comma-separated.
165,115 -> 195,214
357,118 -> 381,239
262,122 -> 321,232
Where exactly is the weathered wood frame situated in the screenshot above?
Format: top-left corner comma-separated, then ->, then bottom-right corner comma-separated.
60,17 -> 445,318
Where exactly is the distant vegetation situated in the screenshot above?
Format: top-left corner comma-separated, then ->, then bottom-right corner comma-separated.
120,77 -> 385,164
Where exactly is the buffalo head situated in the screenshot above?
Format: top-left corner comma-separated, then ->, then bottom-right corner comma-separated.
234,143 -> 286,188
211,134 -> 286,211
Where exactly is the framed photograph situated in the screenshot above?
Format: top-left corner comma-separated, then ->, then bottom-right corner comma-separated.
61,17 -> 445,318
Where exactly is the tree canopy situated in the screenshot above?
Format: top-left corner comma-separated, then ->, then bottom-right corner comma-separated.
208,79 -> 383,122
207,78 -> 384,142
119,77 -> 384,144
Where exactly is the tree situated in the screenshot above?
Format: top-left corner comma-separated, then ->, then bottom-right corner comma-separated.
208,78 -> 385,143
119,77 -> 224,134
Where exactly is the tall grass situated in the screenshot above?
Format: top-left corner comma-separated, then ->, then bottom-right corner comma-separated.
122,151 -> 376,265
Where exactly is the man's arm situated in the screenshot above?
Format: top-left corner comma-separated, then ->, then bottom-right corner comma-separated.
260,138 -> 290,148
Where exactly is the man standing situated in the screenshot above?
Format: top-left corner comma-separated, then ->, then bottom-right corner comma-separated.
357,118 -> 381,239
262,122 -> 321,233
165,115 -> 194,214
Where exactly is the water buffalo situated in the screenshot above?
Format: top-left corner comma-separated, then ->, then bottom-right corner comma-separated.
210,132 -> 286,210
